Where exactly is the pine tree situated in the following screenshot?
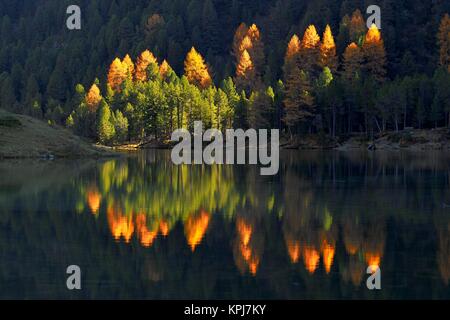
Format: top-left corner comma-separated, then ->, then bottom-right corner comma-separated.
438,14 -> 450,72
320,25 -> 338,74
184,47 -> 212,88
97,100 -> 116,144
362,24 -> 387,83
342,42 -> 364,82
135,50 -> 158,82
107,58 -> 127,92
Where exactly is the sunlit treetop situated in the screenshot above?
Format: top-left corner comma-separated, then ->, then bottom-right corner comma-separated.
107,58 -> 127,92
365,24 -> 382,44
159,59 -> 171,79
285,34 -> 301,60
247,23 -> 261,42
236,49 -> 254,77
232,22 -> 249,58
321,25 -> 336,51
135,50 -> 158,82
184,47 -> 212,88
122,54 -> 134,79
239,35 -> 253,56
85,83 -> 102,112
301,25 -> 320,49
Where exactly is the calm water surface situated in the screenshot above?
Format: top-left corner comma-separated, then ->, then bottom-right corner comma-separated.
1,150 -> 450,299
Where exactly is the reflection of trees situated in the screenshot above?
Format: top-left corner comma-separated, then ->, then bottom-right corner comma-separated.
436,219 -> 450,285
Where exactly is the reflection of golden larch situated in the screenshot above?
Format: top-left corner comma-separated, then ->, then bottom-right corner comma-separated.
185,210 -> 210,251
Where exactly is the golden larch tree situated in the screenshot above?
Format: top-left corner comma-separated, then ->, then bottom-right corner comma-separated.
235,49 -> 255,91
299,25 -> 321,74
107,58 -> 127,92
232,23 -> 249,60
438,14 -> 450,72
362,24 -> 387,83
246,24 -> 265,77
184,47 -> 212,88
159,59 -> 172,79
85,83 -> 102,112
320,25 -> 338,74
122,54 -> 135,80
283,34 -> 301,81
135,50 -> 158,82
239,35 -> 253,57
342,42 -> 364,82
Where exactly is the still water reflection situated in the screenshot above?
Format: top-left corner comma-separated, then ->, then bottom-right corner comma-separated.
0,150 -> 450,299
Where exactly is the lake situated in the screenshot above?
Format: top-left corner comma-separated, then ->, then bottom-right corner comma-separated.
0,150 -> 449,299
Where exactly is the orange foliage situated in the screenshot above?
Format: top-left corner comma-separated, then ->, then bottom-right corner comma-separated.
342,42 -> 363,81
303,246 -> 320,274
85,83 -> 102,112
232,23 -> 249,59
321,240 -> 335,274
107,207 -> 134,243
135,50 -> 158,82
184,210 -> 210,251
184,47 -> 212,89
107,58 -> 127,92
159,220 -> 169,236
86,186 -> 101,214
320,25 -> 338,73
136,214 -> 158,247
236,218 -> 259,275
236,49 -> 254,78
301,25 -> 320,49
159,59 -> 171,79
365,252 -> 381,273
239,35 -> 253,56
362,24 -> 386,82
286,239 -> 301,263
285,34 -> 301,61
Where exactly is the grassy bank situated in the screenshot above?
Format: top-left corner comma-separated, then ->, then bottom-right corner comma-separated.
0,109 -> 117,159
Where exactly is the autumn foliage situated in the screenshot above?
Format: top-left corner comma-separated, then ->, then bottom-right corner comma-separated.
135,50 -> 158,82
184,47 -> 212,88
107,58 -> 127,92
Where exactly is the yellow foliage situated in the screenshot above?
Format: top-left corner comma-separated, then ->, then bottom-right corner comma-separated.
184,47 -> 212,88
135,50 -> 158,82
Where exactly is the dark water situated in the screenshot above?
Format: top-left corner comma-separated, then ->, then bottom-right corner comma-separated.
1,150 -> 450,299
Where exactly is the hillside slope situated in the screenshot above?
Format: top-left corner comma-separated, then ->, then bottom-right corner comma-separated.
0,109 -> 112,158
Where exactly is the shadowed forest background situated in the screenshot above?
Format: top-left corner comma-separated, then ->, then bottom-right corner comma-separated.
0,0 -> 449,145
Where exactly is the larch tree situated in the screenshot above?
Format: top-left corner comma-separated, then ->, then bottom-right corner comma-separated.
283,67 -> 316,136
122,54 -> 135,80
85,83 -> 102,112
107,58 -> 127,92
349,9 -> 366,44
159,59 -> 172,79
438,14 -> 450,72
246,24 -> 265,77
232,23 -> 249,60
342,42 -> 364,82
362,24 -> 387,83
184,47 -> 212,89
135,50 -> 158,82
283,34 -> 301,80
320,25 -> 338,74
235,49 -> 255,92
300,25 -> 321,76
